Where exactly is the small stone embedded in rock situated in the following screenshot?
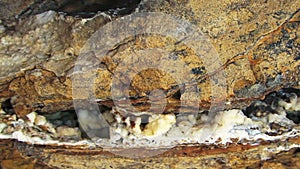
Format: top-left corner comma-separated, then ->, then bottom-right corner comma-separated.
278,93 -> 300,111
142,114 -> 176,137
34,115 -> 47,126
35,11 -> 56,25
39,123 -> 56,134
131,117 -> 142,135
26,112 -> 37,126
56,126 -> 81,140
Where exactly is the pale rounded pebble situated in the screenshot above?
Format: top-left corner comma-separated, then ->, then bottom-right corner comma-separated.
56,126 -> 81,138
35,115 -> 47,125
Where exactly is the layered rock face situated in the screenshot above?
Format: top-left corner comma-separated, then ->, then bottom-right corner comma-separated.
0,0 -> 299,116
0,0 -> 299,168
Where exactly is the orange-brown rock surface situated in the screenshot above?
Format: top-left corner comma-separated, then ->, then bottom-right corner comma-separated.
0,0 -> 299,116
0,138 -> 299,168
0,0 -> 299,168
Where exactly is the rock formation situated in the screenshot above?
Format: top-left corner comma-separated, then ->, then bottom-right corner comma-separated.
0,0 -> 299,168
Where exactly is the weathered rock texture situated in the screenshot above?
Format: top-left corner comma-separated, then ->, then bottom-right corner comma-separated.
0,0 -> 299,117
0,0 -> 300,168
0,138 -> 299,168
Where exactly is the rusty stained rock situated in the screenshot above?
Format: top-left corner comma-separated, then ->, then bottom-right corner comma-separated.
0,138 -> 299,168
0,0 -> 299,116
0,10 -> 111,116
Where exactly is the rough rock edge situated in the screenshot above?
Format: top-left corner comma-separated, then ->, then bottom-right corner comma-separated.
0,138 -> 299,168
